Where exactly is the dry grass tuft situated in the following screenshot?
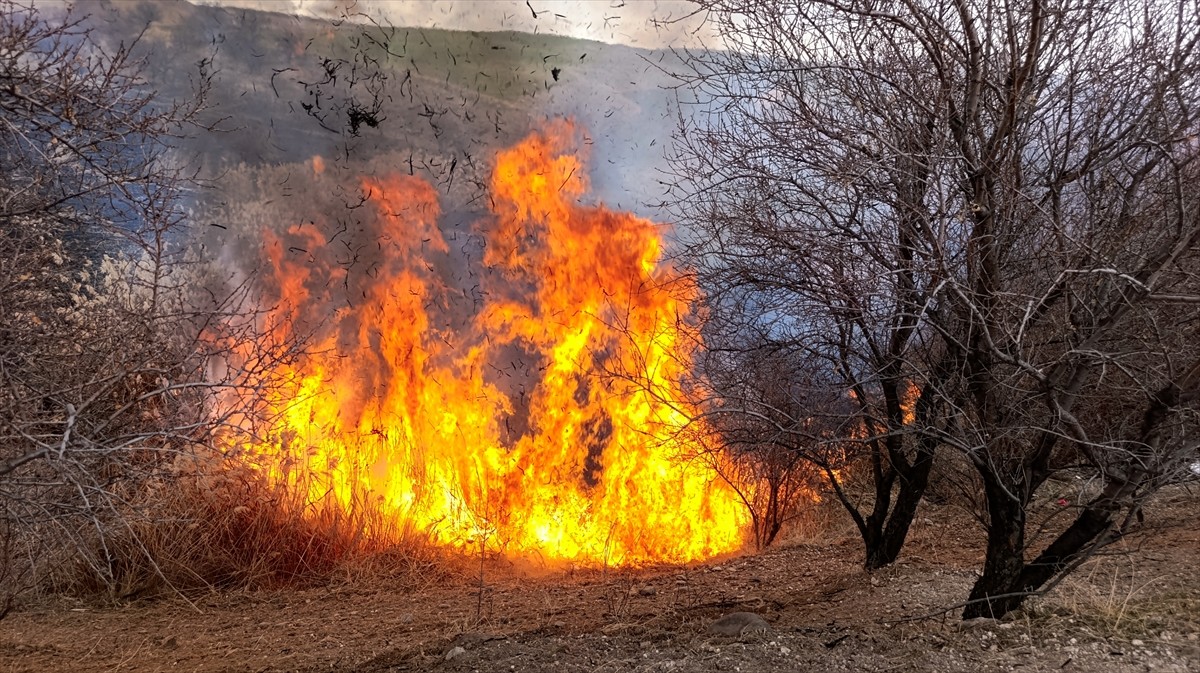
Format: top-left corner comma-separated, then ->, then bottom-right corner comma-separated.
1019,556 -> 1200,642
52,461 -> 457,601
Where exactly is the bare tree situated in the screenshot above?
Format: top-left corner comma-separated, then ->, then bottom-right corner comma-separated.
0,0 -> 267,606
670,0 -> 1199,617
669,0 -> 955,570
697,333 -> 836,549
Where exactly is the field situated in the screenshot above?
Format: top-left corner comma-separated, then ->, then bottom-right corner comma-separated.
3,488 -> 1196,673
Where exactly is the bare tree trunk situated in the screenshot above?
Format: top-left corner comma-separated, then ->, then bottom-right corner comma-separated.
965,368 -> 1197,617
869,447 -> 936,569
964,469 -> 1029,618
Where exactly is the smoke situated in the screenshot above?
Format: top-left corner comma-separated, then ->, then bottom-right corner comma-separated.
193,0 -> 716,50
178,0 -> 694,217
168,0 -> 697,320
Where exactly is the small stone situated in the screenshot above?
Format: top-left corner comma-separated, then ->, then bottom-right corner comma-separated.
638,587 -> 657,596
445,646 -> 467,661
1131,639 -> 1144,646
160,636 -> 178,649
708,612 -> 770,638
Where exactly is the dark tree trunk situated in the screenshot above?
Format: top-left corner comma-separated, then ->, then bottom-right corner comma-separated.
962,480 -> 1135,618
1017,500 -> 1117,591
761,480 -> 783,549
962,375 -> 1185,619
863,435 -> 937,569
872,460 -> 933,566
860,504 -> 888,569
963,472 -> 1028,619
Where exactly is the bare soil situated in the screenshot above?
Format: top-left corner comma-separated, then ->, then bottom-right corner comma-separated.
3,488 -> 1198,673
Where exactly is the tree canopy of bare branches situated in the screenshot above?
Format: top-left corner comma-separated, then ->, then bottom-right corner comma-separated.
671,0 -> 1200,618
0,0 -> 247,607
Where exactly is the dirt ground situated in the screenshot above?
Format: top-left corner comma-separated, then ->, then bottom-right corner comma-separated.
2,488 -> 1198,673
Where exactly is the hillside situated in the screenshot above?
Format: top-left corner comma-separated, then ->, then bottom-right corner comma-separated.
84,0 -> 682,214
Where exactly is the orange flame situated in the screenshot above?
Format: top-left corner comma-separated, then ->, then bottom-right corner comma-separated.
232,121 -> 749,565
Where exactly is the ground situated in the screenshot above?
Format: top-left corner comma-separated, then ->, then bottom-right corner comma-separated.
2,487 -> 1197,673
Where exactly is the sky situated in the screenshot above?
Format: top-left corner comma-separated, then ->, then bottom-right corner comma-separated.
195,0 -> 716,49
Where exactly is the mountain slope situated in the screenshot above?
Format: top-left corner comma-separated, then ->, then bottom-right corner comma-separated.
85,0 -> 682,212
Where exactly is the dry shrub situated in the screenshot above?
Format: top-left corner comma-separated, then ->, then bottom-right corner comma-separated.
56,459 -> 455,601
924,450 -> 982,510
770,490 -> 852,547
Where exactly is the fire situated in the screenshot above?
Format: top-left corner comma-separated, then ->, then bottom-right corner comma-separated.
231,121 -> 749,565
900,381 -> 919,426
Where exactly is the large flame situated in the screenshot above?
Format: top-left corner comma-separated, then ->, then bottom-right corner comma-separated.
234,121 -> 749,565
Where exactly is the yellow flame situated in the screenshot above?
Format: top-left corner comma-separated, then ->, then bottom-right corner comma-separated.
230,121 -> 749,565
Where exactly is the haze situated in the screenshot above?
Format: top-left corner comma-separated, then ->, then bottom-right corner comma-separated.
194,0 -> 715,48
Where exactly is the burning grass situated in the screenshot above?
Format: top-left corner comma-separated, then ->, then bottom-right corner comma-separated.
214,120 -> 753,568
1,121 -> 804,608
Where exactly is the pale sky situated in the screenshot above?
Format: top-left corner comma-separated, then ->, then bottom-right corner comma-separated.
195,0 -> 715,49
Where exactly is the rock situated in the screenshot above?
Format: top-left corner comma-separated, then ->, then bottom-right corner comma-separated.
708,612 -> 771,638
444,646 -> 467,661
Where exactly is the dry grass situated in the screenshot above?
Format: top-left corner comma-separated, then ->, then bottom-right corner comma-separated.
1017,521 -> 1200,643
46,461 -> 459,602
772,494 -> 851,547
1022,584 -> 1200,643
